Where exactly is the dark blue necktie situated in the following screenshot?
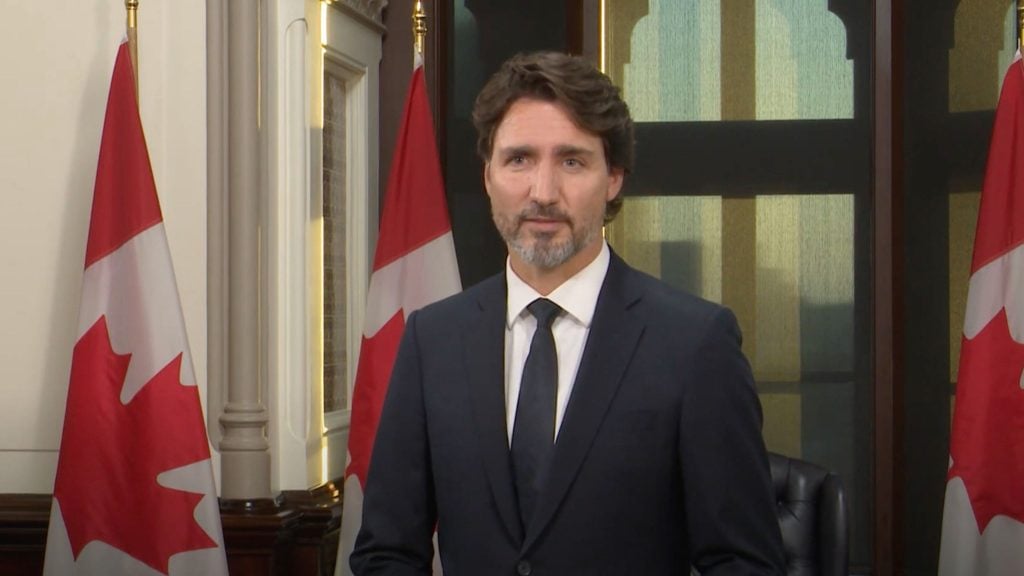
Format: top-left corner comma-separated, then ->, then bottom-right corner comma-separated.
511,298 -> 561,529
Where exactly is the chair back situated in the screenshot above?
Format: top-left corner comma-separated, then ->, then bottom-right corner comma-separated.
768,452 -> 849,576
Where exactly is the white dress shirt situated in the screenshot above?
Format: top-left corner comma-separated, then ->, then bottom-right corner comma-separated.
504,242 -> 611,444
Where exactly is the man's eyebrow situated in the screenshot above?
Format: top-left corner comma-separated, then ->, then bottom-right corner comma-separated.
493,144 -> 598,159
495,145 -> 536,157
554,145 -> 597,157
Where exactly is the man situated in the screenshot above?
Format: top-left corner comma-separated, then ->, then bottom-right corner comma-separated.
351,51 -> 786,575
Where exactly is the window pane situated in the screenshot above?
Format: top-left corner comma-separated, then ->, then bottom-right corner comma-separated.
608,0 -> 852,121
323,69 -> 348,414
616,1 -> 722,121
755,0 -> 852,119
948,2 -> 1016,113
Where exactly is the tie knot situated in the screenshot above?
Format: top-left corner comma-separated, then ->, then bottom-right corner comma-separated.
528,298 -> 561,328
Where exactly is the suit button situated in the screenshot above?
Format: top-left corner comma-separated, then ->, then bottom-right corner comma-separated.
516,560 -> 532,575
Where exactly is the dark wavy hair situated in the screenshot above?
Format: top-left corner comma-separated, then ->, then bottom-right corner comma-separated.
471,51 -> 635,223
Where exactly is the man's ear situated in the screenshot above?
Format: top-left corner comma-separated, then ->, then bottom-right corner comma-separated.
606,167 -> 625,202
483,162 -> 493,197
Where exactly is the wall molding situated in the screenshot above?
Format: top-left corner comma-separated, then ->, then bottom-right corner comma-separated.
328,0 -> 388,34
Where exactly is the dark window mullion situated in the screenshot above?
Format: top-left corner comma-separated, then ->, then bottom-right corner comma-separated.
630,120 -> 869,197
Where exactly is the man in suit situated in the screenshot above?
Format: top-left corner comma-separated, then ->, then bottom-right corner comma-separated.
351,51 -> 786,575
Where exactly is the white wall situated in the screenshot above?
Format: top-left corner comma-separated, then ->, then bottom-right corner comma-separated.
0,1 -> 208,492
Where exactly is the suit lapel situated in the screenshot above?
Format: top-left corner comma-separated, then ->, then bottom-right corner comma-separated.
524,254 -> 645,549
463,274 -> 524,543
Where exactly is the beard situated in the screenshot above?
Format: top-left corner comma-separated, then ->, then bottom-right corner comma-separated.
493,202 -> 601,269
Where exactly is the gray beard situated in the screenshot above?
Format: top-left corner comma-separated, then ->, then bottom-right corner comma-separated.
507,231 -> 580,269
495,204 -> 600,270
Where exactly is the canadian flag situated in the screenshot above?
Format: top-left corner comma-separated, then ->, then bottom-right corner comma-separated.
43,42 -> 228,576
939,53 -> 1024,575
335,57 -> 461,575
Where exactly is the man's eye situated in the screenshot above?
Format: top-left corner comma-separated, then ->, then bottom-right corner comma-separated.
565,158 -> 582,168
508,155 -> 526,165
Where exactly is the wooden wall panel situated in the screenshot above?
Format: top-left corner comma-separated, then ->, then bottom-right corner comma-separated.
0,488 -> 342,576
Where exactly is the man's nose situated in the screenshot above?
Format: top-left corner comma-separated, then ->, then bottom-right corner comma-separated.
529,161 -> 559,204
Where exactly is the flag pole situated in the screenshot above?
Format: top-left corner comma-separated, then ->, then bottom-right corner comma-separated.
125,0 -> 139,99
413,0 -> 427,61
1018,0 -> 1023,50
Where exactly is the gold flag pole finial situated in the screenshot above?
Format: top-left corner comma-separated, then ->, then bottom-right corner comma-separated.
126,0 -> 139,99
413,0 -> 427,59
1018,0 -> 1024,50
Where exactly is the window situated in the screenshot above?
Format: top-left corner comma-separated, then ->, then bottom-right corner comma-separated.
316,0 -> 382,484
322,63 -> 350,416
602,1 -> 872,569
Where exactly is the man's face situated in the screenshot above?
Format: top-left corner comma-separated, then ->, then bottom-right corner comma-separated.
484,98 -> 623,275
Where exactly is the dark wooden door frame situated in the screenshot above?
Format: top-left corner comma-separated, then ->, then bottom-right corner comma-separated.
873,0 -> 901,574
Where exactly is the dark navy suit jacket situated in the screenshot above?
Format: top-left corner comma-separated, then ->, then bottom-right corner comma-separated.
351,252 -> 786,575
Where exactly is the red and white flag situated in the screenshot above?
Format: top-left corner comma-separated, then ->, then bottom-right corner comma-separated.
336,57 -> 461,576
939,53 -> 1024,575
43,42 -> 228,576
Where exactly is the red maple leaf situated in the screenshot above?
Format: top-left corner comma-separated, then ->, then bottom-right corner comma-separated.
949,307 -> 1024,532
53,316 -> 217,574
345,310 -> 405,486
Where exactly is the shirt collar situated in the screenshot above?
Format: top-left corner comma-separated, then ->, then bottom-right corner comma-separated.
506,241 -> 610,328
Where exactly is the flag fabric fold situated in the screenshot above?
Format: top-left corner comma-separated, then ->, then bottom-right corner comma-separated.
43,41 -> 228,576
939,52 -> 1024,576
336,61 -> 461,576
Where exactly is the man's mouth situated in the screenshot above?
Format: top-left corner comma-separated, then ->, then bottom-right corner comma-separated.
520,216 -> 568,232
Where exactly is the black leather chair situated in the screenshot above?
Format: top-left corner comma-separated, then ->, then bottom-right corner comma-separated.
769,452 -> 849,576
